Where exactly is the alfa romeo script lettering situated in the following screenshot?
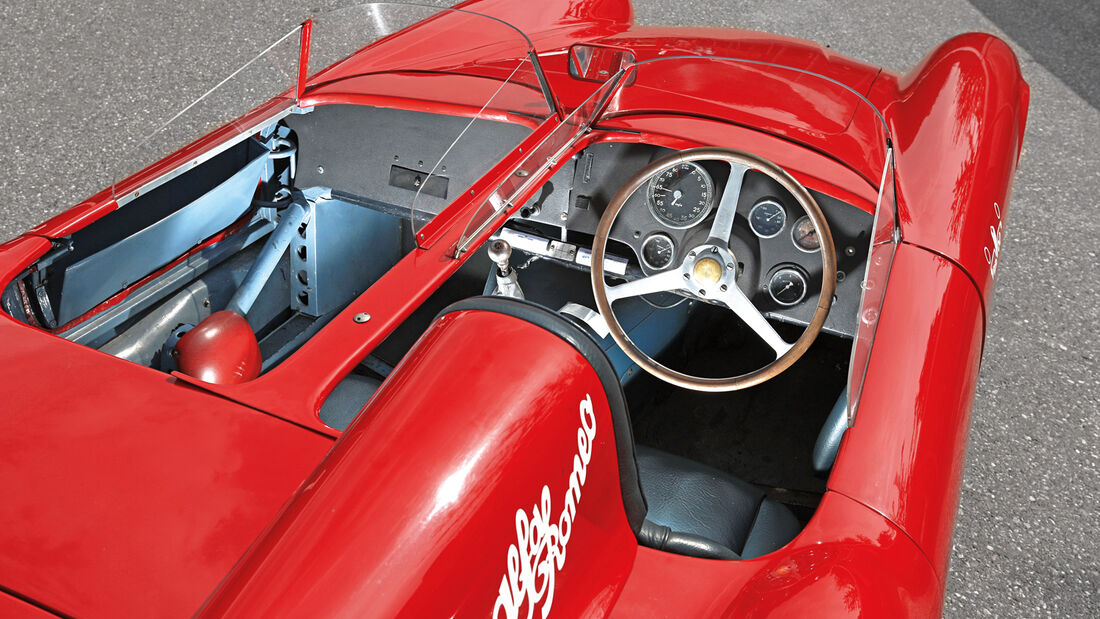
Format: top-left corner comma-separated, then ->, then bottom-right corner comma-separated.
493,394 -> 597,619
984,201 -> 1004,280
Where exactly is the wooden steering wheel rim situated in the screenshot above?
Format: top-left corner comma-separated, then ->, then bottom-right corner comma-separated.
590,147 -> 837,392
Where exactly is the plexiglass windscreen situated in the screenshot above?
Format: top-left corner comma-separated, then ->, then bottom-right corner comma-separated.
304,4 -> 555,239
454,55 -> 899,424
101,4 -> 898,423
109,25 -> 303,202
107,2 -> 555,238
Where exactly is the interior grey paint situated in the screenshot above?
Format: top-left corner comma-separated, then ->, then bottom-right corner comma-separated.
285,105 -> 533,219
812,387 -> 850,473
58,218 -> 274,350
58,153 -> 270,324
292,194 -> 404,317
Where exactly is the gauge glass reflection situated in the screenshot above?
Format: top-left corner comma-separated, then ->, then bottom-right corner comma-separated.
749,199 -> 787,238
768,268 -> 807,306
792,215 -> 820,252
641,233 -> 675,270
647,161 -> 715,229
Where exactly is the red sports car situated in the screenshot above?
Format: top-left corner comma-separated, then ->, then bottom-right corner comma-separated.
0,1 -> 1028,617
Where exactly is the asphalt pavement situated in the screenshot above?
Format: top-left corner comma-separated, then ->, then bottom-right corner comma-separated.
1,1 -> 1096,616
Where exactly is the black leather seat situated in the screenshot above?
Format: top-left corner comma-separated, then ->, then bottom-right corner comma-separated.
636,446 -> 800,560
433,297 -> 802,560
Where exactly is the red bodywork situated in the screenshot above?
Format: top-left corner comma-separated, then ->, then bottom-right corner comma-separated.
0,0 -> 1027,616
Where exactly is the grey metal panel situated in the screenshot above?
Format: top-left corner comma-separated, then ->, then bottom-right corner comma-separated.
113,108 -> 294,208
285,105 -> 531,217
58,154 -> 270,324
292,196 -> 403,317
60,219 -> 274,349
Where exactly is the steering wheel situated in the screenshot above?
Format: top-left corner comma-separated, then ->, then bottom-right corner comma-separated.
590,147 -> 837,392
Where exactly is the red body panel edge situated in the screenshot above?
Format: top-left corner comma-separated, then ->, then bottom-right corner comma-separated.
613,491 -> 941,617
199,309 -> 639,618
829,243 -> 985,584
870,32 -> 1028,310
0,238 -> 335,618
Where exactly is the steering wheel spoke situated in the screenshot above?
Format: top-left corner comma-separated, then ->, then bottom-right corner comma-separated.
715,285 -> 792,358
591,147 -> 835,392
706,161 -> 750,246
606,269 -> 685,303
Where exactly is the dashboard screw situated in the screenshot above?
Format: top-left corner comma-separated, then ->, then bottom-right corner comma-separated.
720,284 -> 728,292
317,165 -> 325,174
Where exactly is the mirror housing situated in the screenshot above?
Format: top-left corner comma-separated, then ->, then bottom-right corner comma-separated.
568,44 -> 634,82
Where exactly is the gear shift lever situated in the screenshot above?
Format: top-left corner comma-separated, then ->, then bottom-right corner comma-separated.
488,239 -> 524,299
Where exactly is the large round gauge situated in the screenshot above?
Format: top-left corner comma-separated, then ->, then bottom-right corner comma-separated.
640,233 -> 675,270
748,199 -> 787,238
767,267 -> 808,306
647,161 -> 715,229
791,215 -> 820,252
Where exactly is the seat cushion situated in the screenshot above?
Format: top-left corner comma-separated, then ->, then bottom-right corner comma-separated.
636,446 -> 800,559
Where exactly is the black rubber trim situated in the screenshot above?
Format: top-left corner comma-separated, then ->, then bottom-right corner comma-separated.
637,520 -> 740,560
436,296 -> 648,534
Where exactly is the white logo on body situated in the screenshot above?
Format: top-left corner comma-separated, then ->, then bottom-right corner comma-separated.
493,394 -> 597,619
983,202 -> 1004,280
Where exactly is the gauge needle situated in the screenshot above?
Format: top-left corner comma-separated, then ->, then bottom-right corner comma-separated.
654,187 -> 670,194
767,211 -> 781,221
781,282 -> 793,292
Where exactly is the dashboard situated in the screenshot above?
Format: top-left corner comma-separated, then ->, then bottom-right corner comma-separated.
505,141 -> 875,338
283,106 -> 872,338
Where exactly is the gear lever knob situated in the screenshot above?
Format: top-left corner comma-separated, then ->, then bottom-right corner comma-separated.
488,238 -> 524,299
488,238 -> 512,275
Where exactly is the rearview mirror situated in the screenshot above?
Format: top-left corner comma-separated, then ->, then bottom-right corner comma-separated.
568,45 -> 634,82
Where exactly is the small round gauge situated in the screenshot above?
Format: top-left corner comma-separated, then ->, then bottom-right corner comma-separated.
748,199 -> 787,238
791,215 -> 820,252
767,267 -> 808,306
640,233 -> 676,270
648,161 -> 715,229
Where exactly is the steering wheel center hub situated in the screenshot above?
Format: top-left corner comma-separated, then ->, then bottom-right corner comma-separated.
692,257 -> 723,285
683,244 -> 736,295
